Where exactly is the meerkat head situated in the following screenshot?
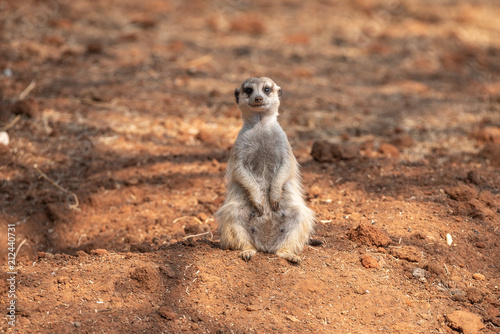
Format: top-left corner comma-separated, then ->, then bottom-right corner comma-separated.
234,77 -> 282,116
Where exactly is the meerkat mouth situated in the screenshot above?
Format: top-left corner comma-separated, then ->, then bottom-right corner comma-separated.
248,103 -> 268,109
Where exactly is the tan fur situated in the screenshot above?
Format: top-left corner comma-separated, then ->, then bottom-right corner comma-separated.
215,77 -> 315,263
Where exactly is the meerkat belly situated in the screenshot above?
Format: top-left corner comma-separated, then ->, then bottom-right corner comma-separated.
243,133 -> 283,187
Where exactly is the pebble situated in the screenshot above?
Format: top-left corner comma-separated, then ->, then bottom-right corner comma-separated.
446,233 -> 453,246
246,305 -> 260,312
285,315 -> 300,322
390,246 -> 420,262
157,306 -> 177,320
379,143 -> 400,158
412,268 -> 427,282
361,254 -> 379,269
472,273 -> 485,280
90,249 -> 108,255
0,131 -> 9,146
75,250 -> 89,257
467,287 -> 485,304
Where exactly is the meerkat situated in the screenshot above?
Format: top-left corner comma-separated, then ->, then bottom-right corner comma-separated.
216,77 -> 315,263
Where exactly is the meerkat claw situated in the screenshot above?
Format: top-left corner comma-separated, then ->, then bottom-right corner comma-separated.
270,200 -> 280,211
254,204 -> 264,216
241,249 -> 257,261
276,251 -> 302,264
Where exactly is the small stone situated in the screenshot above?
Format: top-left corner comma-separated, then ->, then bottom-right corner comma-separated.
126,178 -> 139,186
246,305 -> 260,311
412,268 -> 427,282
361,254 -> 379,269
390,246 -> 421,262
446,310 -> 484,334
467,287 -> 485,304
472,273 -> 485,280
446,234 -> 453,246
353,285 -> 369,294
0,131 -> 9,146
487,306 -> 499,320
184,223 -> 207,235
310,140 -> 358,162
379,143 -> 400,157
285,315 -> 300,322
37,251 -> 46,259
451,291 -> 467,302
130,242 -> 152,253
90,249 -> 108,255
475,242 -> 486,248
157,306 -> 177,320
75,250 -> 88,257
57,276 -> 70,284
73,322 -> 81,328
159,265 -> 177,279
390,134 -> 414,148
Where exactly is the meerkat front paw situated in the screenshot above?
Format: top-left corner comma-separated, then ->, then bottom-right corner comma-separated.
276,251 -> 302,264
269,190 -> 282,211
250,195 -> 264,216
240,249 -> 257,261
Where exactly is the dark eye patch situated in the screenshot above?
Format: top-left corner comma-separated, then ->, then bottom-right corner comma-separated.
243,87 -> 253,95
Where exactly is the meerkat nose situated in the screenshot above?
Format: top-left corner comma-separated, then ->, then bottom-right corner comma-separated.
254,96 -> 263,103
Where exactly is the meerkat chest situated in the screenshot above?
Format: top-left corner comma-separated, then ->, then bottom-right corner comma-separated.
238,126 -> 287,177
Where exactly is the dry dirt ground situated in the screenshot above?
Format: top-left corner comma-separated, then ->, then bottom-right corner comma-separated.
1,0 -> 500,333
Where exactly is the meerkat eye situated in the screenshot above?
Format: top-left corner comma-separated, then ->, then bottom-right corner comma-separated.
243,87 -> 253,95
263,87 -> 271,93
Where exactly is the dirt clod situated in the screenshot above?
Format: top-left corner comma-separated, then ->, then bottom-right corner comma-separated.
348,223 -> 392,247
75,250 -> 88,257
390,247 -> 421,262
90,249 -> 108,256
467,287 -> 485,304
130,266 -> 160,290
446,310 -> 484,334
361,254 -> 380,269
379,143 -> 400,157
130,242 -> 152,253
445,185 -> 478,202
311,140 -> 358,162
157,306 -> 177,320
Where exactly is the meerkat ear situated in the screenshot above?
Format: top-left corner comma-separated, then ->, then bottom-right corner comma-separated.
277,88 -> 282,100
234,88 -> 240,104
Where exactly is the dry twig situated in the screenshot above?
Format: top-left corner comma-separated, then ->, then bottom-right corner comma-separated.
1,114 -> 21,131
17,80 -> 36,101
34,165 -> 80,210
183,231 -> 213,240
